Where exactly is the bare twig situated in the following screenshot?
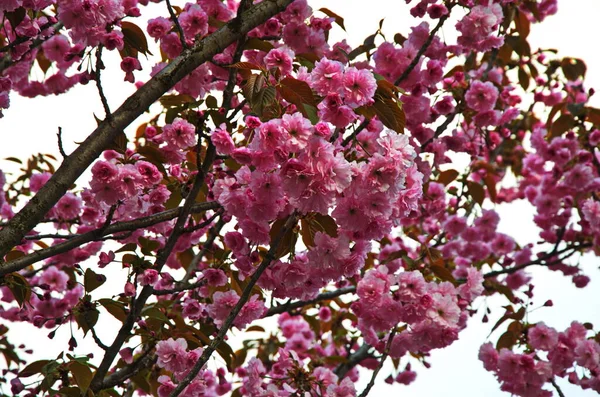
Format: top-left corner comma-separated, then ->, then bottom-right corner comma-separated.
166,0 -> 188,50
90,327 -> 109,351
99,344 -> 157,390
357,328 -> 397,397
168,213 -> 299,397
181,218 -> 226,283
57,127 -> 67,158
551,378 -> 566,397
94,46 -> 111,118
265,286 -> 356,317
483,243 -> 591,279
153,279 -> 207,296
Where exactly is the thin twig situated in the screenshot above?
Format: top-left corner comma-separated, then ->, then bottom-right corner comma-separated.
334,344 -> 372,378
421,101 -> 464,150
166,0 -> 188,50
90,327 -> 109,351
153,279 -> 207,296
483,243 -> 591,279
169,213 -> 299,397
265,286 -> 356,317
357,328 -> 397,397
551,378 -> 566,397
57,127 -> 67,158
394,4 -> 454,86
94,46 -> 111,119
181,218 -> 225,283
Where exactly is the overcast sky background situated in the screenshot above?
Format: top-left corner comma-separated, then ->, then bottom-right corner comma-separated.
1,1 -> 600,396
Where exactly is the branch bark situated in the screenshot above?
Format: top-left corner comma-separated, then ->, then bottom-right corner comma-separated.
0,201 -> 220,277
0,0 -> 296,260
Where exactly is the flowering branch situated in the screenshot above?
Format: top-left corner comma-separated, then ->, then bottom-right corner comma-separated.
334,343 -> 372,379
166,0 -> 188,50
0,0 -> 296,260
168,212 -> 299,397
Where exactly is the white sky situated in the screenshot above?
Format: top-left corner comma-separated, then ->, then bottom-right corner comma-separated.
1,1 -> 600,396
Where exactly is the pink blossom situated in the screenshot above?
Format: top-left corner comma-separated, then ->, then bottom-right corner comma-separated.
311,58 -> 345,96
342,67 -> 377,108
156,337 -> 189,373
465,80 -> 498,112
179,4 -> 208,39
163,118 -> 196,149
528,322 -> 559,351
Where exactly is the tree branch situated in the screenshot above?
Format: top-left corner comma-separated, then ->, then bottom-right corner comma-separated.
99,344 -> 157,390
166,0 -> 188,50
94,45 -> 111,118
265,286 -> 356,317
168,213 -> 299,397
483,243 -> 591,279
393,4 -> 454,86
181,218 -> 225,283
0,0 -> 296,260
0,201 -> 220,277
334,343 -> 372,379
90,137 -> 216,391
357,328 -> 396,397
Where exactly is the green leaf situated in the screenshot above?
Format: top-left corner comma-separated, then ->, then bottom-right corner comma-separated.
98,299 -> 128,323
6,273 -> 31,307
84,269 -> 106,293
69,361 -> 93,393
19,359 -> 52,378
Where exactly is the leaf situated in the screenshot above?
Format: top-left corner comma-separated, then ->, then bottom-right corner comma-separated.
98,299 -> 128,323
4,156 -> 22,164
467,181 -> 485,206
269,218 -> 298,259
319,8 -> 346,30
6,273 -> 31,307
301,213 -> 338,248
5,7 -> 26,29
438,169 -> 459,186
518,67 -> 529,91
159,94 -> 195,107
107,131 -> 128,154
246,325 -> 265,332
394,33 -> 407,45
484,174 -> 497,203
244,38 -> 274,52
69,361 -> 93,392
19,360 -> 52,377
561,57 -> 586,81
226,62 -> 263,71
496,330 -> 517,350
121,21 -> 151,56
84,268 -> 106,293
514,10 -> 530,39
75,307 -> 99,336
280,77 -> 316,106
115,243 -> 138,253
550,114 -> 575,138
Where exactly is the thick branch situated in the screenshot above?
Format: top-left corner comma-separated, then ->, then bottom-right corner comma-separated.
169,213 -> 299,397
334,344 -> 372,379
0,201 -> 220,277
265,286 -> 356,317
99,344 -> 157,390
0,0 -> 296,260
